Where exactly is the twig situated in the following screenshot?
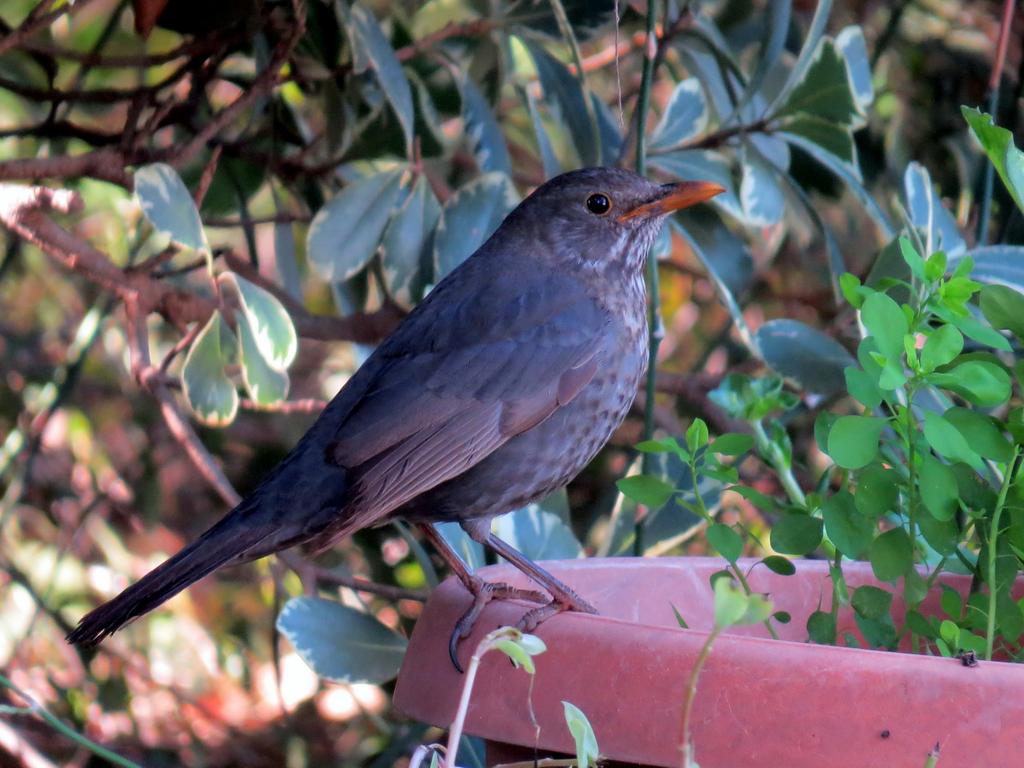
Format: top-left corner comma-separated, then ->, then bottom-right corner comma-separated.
19,31 -> 239,68
205,212 -> 311,227
0,672 -> 143,768
975,0 -> 1017,244
680,629 -> 720,768
0,0 -> 102,58
240,398 -> 327,414
277,552 -> 427,602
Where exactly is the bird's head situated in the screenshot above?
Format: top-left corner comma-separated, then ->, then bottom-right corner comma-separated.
500,167 -> 724,274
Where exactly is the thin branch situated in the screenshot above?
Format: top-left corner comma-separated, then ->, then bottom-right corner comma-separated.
976,0 -> 1017,244
277,552 -> 427,602
0,0 -> 102,58
240,398 -> 327,414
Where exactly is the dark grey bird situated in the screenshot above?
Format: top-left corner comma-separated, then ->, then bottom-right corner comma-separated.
66,167 -> 723,666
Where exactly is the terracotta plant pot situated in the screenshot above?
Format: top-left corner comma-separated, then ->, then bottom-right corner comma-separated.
393,557 -> 1024,767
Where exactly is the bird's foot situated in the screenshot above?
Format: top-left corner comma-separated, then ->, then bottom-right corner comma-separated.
515,588 -> 597,633
449,576 -> 548,672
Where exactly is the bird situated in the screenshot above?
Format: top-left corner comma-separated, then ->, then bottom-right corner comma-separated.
66,167 -> 724,667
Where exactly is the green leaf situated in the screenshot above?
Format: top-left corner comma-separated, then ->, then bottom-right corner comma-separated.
807,610 -> 836,644
235,310 -> 289,405
947,311 -> 1012,352
962,106 -> 1024,214
917,511 -> 960,556
861,292 -> 907,360
433,172 -> 518,277
778,38 -> 859,124
521,85 -> 561,179
844,367 -> 883,408
707,523 -> 743,563
220,273 -> 297,370
134,163 -> 208,253
898,236 -> 926,280
851,585 -> 892,620
869,528 -> 913,582
929,360 -> 1011,408
709,433 -> 753,455
686,419 -> 709,453
940,584 -> 963,620
562,702 -> 600,768
738,142 -> 788,225
713,578 -> 773,628
616,475 -> 674,508
649,77 -> 708,150
853,464 -> 899,518
827,415 -> 884,469
903,162 -> 966,256
980,284 -> 1024,340
458,75 -> 513,177
906,609 -> 938,639
343,4 -> 414,154
380,175 -> 441,308
276,596 -> 407,684
523,39 -> 598,167
307,169 -> 405,282
835,26 -> 873,117
770,514 -> 824,555
920,325 -> 963,373
822,491 -> 874,557
492,505 -> 583,561
919,454 -> 960,521
761,555 -> 796,575
756,318 -> 856,396
781,116 -> 857,175
181,311 -> 238,427
943,407 -> 1012,462
922,410 -> 981,468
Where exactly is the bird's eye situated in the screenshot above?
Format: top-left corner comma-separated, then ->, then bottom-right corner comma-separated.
585,193 -> 612,216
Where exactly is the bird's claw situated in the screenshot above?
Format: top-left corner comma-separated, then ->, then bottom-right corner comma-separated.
515,591 -> 598,634
448,578 -> 549,672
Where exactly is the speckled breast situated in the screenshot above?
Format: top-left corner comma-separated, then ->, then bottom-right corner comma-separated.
400,273 -> 649,524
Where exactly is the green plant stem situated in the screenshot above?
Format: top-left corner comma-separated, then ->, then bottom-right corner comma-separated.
687,456 -> 778,640
985,447 -> 1020,661
443,643 -> 487,768
680,627 -> 721,768
0,673 -> 143,768
901,399 -> 919,547
634,0 -> 661,557
751,420 -> 805,508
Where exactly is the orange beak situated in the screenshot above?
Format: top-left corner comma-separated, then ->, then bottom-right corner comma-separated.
617,180 -> 726,223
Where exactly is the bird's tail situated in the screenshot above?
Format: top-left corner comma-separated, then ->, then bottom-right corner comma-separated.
66,497 -> 274,647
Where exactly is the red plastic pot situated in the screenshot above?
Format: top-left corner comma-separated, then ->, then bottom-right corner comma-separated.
394,557 -> 1024,767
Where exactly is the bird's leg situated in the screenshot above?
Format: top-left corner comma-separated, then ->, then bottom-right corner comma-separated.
461,519 -> 598,633
418,523 -> 547,671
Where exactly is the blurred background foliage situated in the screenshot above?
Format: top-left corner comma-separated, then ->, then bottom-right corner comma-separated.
0,0 -> 1021,765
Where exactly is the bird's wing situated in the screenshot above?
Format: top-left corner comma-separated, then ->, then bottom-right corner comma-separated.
323,269 -> 608,536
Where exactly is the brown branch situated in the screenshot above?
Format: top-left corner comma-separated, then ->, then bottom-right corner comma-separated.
277,552 -> 427,602
18,30 -> 238,68
204,212 -> 310,227
168,1 -> 306,172
0,59 -> 194,105
655,371 -> 749,436
0,148 -> 134,187
240,398 -> 327,414
154,385 -> 242,507
0,0 -> 102,58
